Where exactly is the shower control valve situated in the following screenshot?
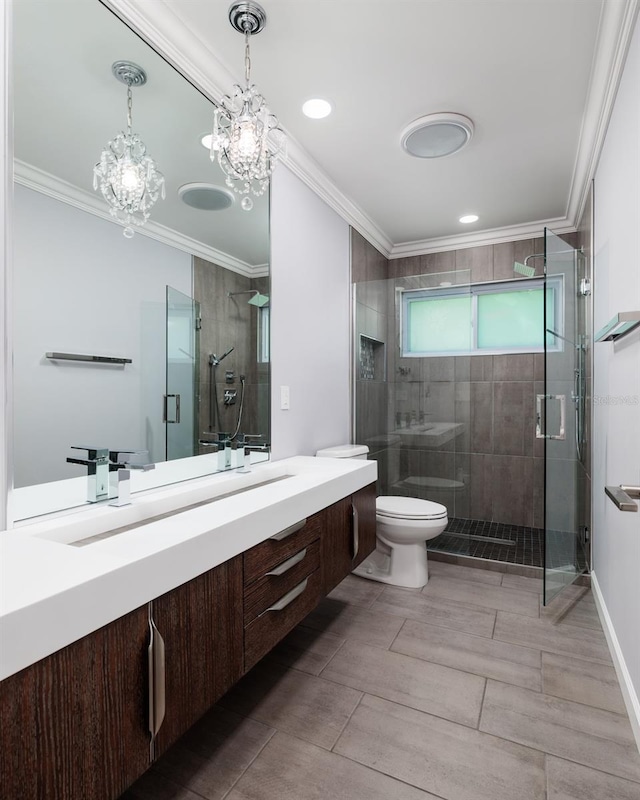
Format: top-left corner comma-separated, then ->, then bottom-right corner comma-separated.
223,388 -> 237,406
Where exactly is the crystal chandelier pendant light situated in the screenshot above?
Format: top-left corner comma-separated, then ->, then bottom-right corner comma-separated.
210,2 -> 286,211
93,61 -> 165,238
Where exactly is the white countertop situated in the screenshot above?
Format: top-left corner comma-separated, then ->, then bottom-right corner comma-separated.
0,456 -> 377,681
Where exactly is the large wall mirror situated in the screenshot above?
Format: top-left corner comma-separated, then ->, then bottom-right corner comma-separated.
11,0 -> 270,521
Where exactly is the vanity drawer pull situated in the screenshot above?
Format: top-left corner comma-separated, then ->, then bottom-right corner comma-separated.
261,578 -> 308,615
265,548 -> 307,576
148,613 -> 166,760
270,519 -> 307,541
352,502 -> 359,561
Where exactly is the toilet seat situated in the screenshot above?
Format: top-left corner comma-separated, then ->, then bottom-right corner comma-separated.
376,495 -> 448,521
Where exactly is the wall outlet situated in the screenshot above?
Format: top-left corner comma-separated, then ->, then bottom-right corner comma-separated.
280,385 -> 290,410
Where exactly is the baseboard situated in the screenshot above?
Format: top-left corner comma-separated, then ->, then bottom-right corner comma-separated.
591,571 -> 640,753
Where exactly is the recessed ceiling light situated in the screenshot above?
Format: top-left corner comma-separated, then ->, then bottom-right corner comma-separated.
201,133 -> 213,150
302,99 -> 332,119
459,214 -> 479,224
401,112 -> 474,158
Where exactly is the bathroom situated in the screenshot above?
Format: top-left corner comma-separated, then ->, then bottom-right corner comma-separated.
1,1 -> 640,799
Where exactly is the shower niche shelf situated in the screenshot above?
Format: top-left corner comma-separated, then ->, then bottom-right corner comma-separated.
359,335 -> 386,381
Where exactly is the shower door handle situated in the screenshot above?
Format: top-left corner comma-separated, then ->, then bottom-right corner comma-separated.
163,394 -> 181,424
536,394 -> 566,440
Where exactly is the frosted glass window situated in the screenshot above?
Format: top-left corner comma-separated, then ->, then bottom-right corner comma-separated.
407,296 -> 472,353
401,278 -> 562,357
477,289 -> 548,349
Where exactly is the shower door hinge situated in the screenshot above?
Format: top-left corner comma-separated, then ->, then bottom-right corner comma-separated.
195,316 -> 202,330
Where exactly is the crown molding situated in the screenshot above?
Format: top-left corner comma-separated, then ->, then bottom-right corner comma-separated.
390,216 -> 576,258
101,0 -> 394,257
566,0 -> 639,228
14,160 -> 267,278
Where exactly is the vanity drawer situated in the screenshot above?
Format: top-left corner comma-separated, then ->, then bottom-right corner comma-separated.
244,514 -> 321,586
244,568 -> 322,671
244,539 -> 320,624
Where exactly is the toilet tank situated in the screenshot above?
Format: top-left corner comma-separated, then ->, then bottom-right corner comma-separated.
315,444 -> 369,460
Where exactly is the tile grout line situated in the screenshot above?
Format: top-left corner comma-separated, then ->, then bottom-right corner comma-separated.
218,725 -> 278,800
330,691 -> 365,753
476,677 -> 489,729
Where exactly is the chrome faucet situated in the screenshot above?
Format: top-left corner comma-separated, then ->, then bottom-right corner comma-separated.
67,446 -> 111,503
109,455 -> 156,507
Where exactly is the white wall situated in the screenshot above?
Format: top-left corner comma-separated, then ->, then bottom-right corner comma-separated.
270,166 -> 351,459
13,186 -> 192,487
592,14 -> 640,742
1,1 -> 10,527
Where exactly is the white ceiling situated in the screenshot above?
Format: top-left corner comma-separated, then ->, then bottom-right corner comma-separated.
157,0 -> 607,248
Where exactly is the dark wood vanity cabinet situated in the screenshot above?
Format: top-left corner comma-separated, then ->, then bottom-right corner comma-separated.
0,605 -> 150,800
0,481 -> 377,800
152,555 -> 244,756
321,483 -> 377,593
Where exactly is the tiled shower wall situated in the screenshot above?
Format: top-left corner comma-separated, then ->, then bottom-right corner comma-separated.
194,257 -> 269,449
352,228 -> 585,531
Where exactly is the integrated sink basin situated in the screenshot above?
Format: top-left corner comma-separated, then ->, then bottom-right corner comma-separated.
23,465 -> 294,547
68,475 -> 292,547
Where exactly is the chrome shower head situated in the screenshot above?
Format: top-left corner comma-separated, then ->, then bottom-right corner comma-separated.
228,289 -> 270,307
513,261 -> 536,278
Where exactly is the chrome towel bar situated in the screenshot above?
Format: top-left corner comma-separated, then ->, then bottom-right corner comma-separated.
605,485 -> 639,512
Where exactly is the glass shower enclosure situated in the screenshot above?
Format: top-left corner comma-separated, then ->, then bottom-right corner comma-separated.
353,229 -> 589,606
542,229 -> 588,604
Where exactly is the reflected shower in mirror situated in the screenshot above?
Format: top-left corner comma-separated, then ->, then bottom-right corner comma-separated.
11,0 -> 270,520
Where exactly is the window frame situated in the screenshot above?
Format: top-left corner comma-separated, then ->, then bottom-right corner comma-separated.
400,276 -> 564,358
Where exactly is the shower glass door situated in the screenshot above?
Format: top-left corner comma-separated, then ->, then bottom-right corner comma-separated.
165,286 -> 199,461
543,229 -> 587,604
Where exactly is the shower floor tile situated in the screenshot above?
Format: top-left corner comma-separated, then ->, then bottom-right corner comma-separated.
428,517 -> 544,567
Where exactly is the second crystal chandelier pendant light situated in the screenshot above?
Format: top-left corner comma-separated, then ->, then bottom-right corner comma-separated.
209,2 -> 286,211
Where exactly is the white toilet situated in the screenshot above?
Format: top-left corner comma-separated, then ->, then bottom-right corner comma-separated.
316,444 -> 448,589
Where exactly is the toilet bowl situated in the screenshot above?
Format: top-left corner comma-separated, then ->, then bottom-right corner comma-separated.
315,445 -> 448,589
352,496 -> 448,588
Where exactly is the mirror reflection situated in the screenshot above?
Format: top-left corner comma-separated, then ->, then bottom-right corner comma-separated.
12,0 -> 270,520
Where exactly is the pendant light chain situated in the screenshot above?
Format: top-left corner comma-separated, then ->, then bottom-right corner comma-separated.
126,84 -> 133,134
244,28 -> 251,85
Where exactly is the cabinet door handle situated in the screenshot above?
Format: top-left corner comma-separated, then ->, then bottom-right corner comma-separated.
265,548 -> 307,576
352,502 -> 359,561
148,616 -> 166,754
261,577 -> 308,615
270,519 -> 306,541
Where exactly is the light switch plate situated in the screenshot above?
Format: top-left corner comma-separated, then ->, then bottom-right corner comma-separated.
280,385 -> 290,410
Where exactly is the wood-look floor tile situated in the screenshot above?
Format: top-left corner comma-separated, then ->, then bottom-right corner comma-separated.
327,574 -> 385,608
151,707 -> 275,800
373,586 -> 496,638
422,576 -> 540,618
546,755 -> 640,799
541,652 -> 627,715
303,597 -> 404,648
501,573 -> 542,594
427,559 -> 504,586
322,639 -> 485,727
540,587 -> 602,630
120,769 -> 203,800
219,661 -> 362,750
226,730 -> 437,800
265,625 -> 345,676
494,612 -> 611,663
479,680 -> 640,782
334,694 -> 546,800
392,618 -> 541,690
